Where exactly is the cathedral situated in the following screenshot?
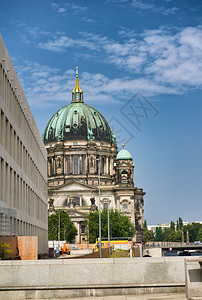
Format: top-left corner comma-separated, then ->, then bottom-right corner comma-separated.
43,68 -> 145,243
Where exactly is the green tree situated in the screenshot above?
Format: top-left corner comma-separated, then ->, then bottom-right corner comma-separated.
176,220 -> 179,231
178,217 -> 183,230
196,227 -> 202,242
48,210 -> 77,242
144,230 -> 155,242
168,230 -> 177,242
183,223 -> 202,242
162,227 -> 173,241
175,230 -> 183,242
0,243 -> 12,260
85,209 -> 135,243
143,219 -> 147,230
85,210 -> 99,243
170,221 -> 175,231
155,227 -> 163,241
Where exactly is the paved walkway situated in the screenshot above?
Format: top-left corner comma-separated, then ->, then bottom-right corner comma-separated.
38,293 -> 186,300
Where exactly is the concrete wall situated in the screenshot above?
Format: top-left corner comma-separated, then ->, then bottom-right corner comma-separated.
0,34 -> 48,254
185,258 -> 202,299
143,247 -> 162,257
0,257 -> 186,299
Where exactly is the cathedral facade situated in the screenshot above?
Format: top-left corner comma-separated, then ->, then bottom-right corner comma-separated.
43,68 -> 145,243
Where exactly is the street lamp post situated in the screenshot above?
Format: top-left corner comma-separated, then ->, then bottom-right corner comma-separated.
108,194 -> 110,256
58,210 -> 60,248
97,157 -> 102,258
63,222 -> 65,241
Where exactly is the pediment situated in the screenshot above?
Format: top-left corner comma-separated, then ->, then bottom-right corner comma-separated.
56,180 -> 96,192
120,163 -> 128,167
68,209 -> 88,217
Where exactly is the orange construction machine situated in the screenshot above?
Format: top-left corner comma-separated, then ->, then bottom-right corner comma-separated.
61,243 -> 70,255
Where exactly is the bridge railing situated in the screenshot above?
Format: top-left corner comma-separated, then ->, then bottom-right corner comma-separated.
144,242 -> 199,248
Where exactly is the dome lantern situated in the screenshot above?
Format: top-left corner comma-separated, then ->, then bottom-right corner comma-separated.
72,66 -> 84,103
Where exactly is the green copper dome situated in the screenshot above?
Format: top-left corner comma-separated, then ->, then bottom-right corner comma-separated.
43,68 -> 116,144
116,145 -> 132,160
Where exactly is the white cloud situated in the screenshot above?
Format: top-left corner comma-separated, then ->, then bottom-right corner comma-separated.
51,2 -> 87,15
58,7 -> 66,13
14,60 -> 178,109
131,0 -> 156,10
162,6 -> 179,15
38,36 -> 75,52
111,0 -> 179,15
16,22 -> 202,94
82,17 -> 95,24
36,25 -> 202,88
15,21 -> 52,43
69,4 -> 87,14
38,33 -> 97,52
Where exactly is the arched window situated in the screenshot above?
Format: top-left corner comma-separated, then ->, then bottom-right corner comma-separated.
103,202 -> 108,209
122,200 -> 128,212
102,198 -> 109,210
121,170 -> 128,184
72,196 -> 80,206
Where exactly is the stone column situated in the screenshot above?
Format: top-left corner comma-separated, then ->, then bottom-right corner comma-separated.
48,159 -> 51,176
85,155 -> 88,174
106,156 -> 109,174
131,166 -> 134,184
110,157 -> 114,176
64,156 -> 67,174
139,200 -> 144,230
116,196 -> 120,210
130,196 -> 135,223
79,155 -> 82,174
70,155 -> 73,174
78,222 -> 81,244
74,222 -> 81,244
52,157 -> 55,175
50,157 -> 52,175
108,157 -> 111,175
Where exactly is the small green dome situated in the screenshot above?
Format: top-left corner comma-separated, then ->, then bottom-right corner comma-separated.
116,146 -> 132,160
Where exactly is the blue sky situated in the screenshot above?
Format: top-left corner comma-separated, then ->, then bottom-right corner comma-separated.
1,0 -> 202,225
